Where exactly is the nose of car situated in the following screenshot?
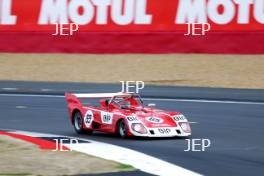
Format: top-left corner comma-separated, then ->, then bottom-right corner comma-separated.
140,115 -> 177,128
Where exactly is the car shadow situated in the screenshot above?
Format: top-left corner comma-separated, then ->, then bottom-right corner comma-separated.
76,131 -> 189,141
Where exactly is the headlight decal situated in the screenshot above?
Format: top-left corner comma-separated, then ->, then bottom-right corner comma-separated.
179,122 -> 191,133
131,123 -> 147,134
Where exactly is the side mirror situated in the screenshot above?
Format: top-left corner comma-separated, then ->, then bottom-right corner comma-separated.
147,103 -> 156,107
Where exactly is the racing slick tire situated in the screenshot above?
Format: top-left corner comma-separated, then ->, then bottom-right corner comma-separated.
117,119 -> 128,138
73,111 -> 93,135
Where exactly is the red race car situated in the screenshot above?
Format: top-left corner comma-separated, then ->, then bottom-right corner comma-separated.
65,92 -> 191,138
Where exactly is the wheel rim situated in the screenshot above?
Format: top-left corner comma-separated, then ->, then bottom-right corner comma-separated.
119,121 -> 127,137
74,114 -> 82,131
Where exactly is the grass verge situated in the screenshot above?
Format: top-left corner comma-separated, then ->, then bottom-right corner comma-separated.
0,135 -> 135,176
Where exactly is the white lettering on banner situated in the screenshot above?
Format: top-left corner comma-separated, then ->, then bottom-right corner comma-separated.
0,0 -> 17,24
112,0 -> 134,25
69,0 -> 94,25
93,0 -> 111,25
38,0 -> 152,25
135,0 -> 152,24
176,0 -> 207,24
254,0 -> 264,23
234,0 -> 253,24
176,0 -> 264,24
208,0 -> 235,24
38,0 -> 68,24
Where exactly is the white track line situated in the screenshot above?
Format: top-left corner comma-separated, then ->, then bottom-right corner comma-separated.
40,89 -> 54,92
7,130 -> 202,176
0,94 -> 64,98
144,98 -> 264,105
1,88 -> 18,91
0,93 -> 263,105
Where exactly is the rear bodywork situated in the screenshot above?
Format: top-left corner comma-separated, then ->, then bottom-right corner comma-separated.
65,93 -> 191,137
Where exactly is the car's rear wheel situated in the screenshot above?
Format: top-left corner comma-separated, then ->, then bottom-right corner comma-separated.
117,119 -> 128,138
73,111 -> 93,134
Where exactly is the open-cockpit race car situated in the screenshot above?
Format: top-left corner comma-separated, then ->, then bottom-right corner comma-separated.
65,92 -> 191,138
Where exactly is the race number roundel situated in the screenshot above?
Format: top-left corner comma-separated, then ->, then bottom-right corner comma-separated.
84,110 -> 93,128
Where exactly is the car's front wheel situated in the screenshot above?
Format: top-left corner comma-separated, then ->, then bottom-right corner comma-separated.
73,111 -> 93,134
117,119 -> 128,138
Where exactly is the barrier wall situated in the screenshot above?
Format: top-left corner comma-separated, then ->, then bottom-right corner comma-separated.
0,0 -> 263,54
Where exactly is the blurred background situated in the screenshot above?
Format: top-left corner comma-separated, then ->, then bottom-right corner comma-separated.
0,0 -> 263,88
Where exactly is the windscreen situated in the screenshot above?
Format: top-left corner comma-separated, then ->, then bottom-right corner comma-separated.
110,94 -> 143,109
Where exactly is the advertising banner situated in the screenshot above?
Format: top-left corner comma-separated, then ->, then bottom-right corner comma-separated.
0,0 -> 264,32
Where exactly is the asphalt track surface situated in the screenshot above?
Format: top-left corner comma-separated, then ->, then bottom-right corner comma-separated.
0,81 -> 264,176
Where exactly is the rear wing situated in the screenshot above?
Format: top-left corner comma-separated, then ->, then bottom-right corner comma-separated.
64,92 -> 131,106
65,93 -> 82,106
71,92 -> 131,98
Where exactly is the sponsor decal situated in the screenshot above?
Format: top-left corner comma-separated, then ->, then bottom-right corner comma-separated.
146,117 -> 164,124
127,116 -> 138,121
101,111 -> 113,124
158,128 -> 171,134
151,123 -> 169,127
84,110 -> 93,128
173,115 -> 185,121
